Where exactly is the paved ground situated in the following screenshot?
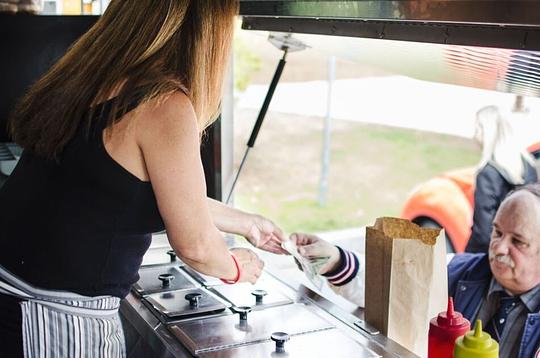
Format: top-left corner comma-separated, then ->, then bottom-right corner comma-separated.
237,76 -> 540,141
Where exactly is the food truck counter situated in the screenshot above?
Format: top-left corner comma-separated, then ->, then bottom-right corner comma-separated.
120,238 -> 417,357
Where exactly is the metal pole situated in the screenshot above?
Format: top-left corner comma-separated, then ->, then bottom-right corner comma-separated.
225,49 -> 289,204
246,49 -> 288,148
319,56 -> 336,206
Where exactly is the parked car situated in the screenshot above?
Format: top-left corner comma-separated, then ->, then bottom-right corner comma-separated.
401,142 -> 540,253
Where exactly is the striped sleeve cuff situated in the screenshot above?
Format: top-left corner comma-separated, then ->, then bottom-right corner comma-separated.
322,246 -> 359,286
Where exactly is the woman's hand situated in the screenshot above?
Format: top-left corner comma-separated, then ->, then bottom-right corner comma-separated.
290,233 -> 341,275
230,248 -> 265,284
244,214 -> 288,255
206,198 -> 287,255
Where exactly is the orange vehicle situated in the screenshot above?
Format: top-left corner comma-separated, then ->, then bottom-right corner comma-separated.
402,142 -> 540,253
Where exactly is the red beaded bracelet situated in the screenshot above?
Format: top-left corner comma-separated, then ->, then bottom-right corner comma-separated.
220,253 -> 241,284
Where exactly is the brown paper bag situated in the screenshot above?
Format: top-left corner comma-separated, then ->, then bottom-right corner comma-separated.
365,217 -> 447,358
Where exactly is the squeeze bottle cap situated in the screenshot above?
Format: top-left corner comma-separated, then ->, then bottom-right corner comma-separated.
454,320 -> 499,358
429,297 -> 470,339
437,297 -> 467,327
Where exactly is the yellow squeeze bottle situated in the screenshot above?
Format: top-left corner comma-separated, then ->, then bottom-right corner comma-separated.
453,320 -> 498,358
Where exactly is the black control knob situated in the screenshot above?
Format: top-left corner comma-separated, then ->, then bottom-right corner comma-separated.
158,273 -> 175,288
271,332 -> 290,353
167,250 -> 177,262
232,306 -> 252,322
252,289 -> 268,305
185,293 -> 202,308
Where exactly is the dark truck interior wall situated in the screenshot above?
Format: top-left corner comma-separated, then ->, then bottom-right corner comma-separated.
0,14 -> 99,142
0,14 -> 98,187
0,13 -> 223,199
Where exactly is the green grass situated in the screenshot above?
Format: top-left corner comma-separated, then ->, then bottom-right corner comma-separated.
234,110 -> 480,234
237,195 -> 363,233
233,35 -> 262,92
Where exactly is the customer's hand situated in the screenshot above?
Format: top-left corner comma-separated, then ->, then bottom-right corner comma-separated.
244,214 -> 288,255
290,233 -> 341,275
230,248 -> 265,284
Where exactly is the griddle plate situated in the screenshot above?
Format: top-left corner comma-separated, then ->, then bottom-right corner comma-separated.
133,265 -> 199,296
145,287 -> 230,319
212,277 -> 292,310
198,328 -> 380,358
168,303 -> 334,355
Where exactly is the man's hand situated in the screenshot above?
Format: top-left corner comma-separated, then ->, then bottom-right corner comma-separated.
244,214 -> 288,255
290,233 -> 341,274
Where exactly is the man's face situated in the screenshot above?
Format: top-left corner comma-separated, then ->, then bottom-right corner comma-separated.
489,191 -> 540,295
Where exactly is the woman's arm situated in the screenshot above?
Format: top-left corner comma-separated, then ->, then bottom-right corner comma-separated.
207,198 -> 287,254
135,92 -> 263,282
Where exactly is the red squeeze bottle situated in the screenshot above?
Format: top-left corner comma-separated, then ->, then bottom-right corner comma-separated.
428,297 -> 471,358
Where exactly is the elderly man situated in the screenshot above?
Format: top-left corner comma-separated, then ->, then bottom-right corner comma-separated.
292,184 -> 540,358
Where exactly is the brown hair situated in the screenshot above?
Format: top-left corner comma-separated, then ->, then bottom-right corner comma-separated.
9,0 -> 238,159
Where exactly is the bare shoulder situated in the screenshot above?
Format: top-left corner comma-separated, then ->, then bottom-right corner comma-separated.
135,91 -> 199,144
148,91 -> 194,119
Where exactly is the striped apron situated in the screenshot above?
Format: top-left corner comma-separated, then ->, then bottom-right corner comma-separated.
0,265 -> 126,358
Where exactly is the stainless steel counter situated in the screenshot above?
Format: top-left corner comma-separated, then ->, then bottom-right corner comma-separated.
120,244 -> 418,358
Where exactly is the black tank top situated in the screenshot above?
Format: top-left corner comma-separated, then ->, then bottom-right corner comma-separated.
0,97 -> 165,298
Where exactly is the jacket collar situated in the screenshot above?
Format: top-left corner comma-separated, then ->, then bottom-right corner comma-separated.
462,254 -> 492,281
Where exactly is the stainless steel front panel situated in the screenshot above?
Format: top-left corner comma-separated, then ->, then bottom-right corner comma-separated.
198,328 -> 380,357
168,303 -> 334,355
133,265 -> 199,296
145,288 -> 230,319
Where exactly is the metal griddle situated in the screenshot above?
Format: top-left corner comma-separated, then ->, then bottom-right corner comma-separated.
144,287 -> 231,320
133,265 -> 199,296
167,303 -> 335,356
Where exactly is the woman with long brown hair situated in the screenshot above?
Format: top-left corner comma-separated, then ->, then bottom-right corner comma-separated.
0,1 -> 285,356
